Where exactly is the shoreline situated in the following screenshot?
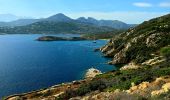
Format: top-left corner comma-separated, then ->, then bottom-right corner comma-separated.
4,79 -> 87,100
0,33 -> 111,40
4,68 -> 102,100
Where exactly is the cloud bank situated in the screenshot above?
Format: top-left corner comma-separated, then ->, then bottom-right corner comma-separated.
133,2 -> 153,7
133,2 -> 170,8
159,2 -> 170,7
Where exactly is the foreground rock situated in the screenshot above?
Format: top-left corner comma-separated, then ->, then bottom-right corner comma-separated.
37,36 -> 87,41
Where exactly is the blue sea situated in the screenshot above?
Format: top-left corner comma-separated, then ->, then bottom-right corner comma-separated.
0,34 -> 116,98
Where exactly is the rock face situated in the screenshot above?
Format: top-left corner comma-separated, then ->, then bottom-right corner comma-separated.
85,68 -> 102,79
127,76 -> 170,97
37,36 -> 87,41
101,14 -> 170,65
120,62 -> 140,70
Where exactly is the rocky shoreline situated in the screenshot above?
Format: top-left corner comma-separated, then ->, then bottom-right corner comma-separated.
4,68 -> 101,100
5,80 -> 85,100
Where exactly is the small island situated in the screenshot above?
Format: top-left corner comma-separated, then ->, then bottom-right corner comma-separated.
37,36 -> 87,41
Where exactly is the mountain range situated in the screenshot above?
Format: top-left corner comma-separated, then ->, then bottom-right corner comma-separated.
0,14 -> 21,22
0,13 -> 136,29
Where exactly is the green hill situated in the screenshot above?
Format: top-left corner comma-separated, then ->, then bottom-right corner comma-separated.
0,21 -> 115,34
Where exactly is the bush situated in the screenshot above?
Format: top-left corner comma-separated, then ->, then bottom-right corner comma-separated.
160,46 -> 170,60
76,84 -> 91,96
57,89 -> 77,100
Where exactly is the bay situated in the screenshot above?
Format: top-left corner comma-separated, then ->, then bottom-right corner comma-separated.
0,34 -> 116,98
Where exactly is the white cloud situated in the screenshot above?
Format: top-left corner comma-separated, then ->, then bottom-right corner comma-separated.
133,2 -> 153,7
66,11 -> 168,24
159,2 -> 170,7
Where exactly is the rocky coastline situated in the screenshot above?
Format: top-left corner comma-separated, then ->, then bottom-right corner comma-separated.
85,68 -> 102,79
4,68 -> 101,100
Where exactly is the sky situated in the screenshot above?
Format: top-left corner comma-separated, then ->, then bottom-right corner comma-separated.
0,0 -> 169,24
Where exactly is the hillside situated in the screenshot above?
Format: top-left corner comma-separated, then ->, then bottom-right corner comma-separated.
0,21 -> 115,34
101,13 -> 170,65
57,13 -> 170,100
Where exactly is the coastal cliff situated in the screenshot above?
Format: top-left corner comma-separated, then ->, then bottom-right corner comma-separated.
101,14 -> 170,65
4,14 -> 170,100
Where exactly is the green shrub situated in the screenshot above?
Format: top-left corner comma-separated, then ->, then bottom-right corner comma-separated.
76,84 -> 91,96
57,89 -> 77,100
160,46 -> 170,60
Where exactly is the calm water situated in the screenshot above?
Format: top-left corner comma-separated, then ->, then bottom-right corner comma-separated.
0,34 -> 116,98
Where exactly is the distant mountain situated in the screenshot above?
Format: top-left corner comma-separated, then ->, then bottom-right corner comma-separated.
99,20 -> 130,29
44,13 -> 73,22
0,13 -> 136,29
0,14 -> 21,22
76,17 -> 136,29
0,13 -> 137,34
0,19 -> 40,27
76,17 -> 97,25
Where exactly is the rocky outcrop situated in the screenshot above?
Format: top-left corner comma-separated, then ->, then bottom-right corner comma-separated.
146,33 -> 163,47
120,62 -> 140,70
127,76 -> 170,97
85,68 -> 102,79
151,83 -> 170,96
142,56 -> 165,66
